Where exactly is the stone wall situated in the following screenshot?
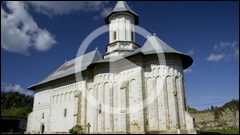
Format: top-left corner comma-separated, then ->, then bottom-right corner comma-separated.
190,108 -> 239,130
26,54 -> 197,134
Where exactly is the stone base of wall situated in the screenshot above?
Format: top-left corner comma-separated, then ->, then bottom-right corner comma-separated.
25,129 -> 197,134
195,120 -> 239,130
190,108 -> 239,130
87,129 -> 197,134
25,131 -> 69,134
147,129 -> 197,134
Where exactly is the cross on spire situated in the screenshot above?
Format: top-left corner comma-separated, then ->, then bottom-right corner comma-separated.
153,26 -> 156,35
95,42 -> 98,50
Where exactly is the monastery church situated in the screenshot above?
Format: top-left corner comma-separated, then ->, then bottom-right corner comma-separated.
26,1 -> 197,134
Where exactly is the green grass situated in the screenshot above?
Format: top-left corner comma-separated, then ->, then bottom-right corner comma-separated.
201,129 -> 239,134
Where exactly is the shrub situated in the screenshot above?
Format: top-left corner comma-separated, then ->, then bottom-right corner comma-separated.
69,125 -> 83,134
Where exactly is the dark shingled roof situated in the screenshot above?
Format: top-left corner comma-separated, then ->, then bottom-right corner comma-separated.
28,49 -> 102,90
141,35 -> 193,69
104,1 -> 139,25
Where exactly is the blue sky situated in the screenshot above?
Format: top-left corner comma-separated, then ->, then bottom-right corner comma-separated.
1,1 -> 239,110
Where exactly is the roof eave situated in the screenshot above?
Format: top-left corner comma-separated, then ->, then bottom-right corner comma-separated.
105,41 -> 141,52
27,71 -> 81,91
141,52 -> 193,70
28,52 -> 193,91
104,11 -> 139,25
27,86 -> 36,91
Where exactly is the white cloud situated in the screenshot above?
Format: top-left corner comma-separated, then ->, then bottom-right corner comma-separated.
1,1 -> 57,55
93,7 -> 112,20
192,63 -> 196,67
187,49 -> 194,55
1,1 -> 112,55
34,29 -> 57,51
101,7 -> 112,17
27,1 -> 110,17
184,68 -> 192,73
1,82 -> 34,96
213,41 -> 238,51
234,49 -> 239,56
207,53 -> 225,62
208,41 -> 239,62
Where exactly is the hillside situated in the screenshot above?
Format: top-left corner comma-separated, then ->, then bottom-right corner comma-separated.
188,99 -> 239,113
1,91 -> 34,117
222,99 -> 239,110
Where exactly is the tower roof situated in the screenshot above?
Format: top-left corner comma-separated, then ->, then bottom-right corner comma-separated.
104,1 -> 139,25
141,35 -> 193,69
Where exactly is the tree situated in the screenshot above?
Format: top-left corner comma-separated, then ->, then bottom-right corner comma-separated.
13,106 -> 32,117
222,99 -> 239,110
1,91 -> 34,116
12,103 -> 16,108
69,125 -> 83,134
187,106 -> 198,112
211,105 -> 214,111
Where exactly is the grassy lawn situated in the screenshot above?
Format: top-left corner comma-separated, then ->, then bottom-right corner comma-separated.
201,129 -> 239,134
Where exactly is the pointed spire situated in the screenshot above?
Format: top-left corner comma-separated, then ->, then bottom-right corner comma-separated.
104,1 -> 139,25
113,1 -> 132,12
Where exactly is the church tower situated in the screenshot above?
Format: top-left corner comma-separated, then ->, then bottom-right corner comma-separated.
103,1 -> 140,58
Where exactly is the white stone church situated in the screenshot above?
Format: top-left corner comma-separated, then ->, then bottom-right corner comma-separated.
26,1 -> 197,134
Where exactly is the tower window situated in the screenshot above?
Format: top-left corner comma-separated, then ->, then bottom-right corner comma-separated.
42,113 -> 44,119
113,31 -> 116,41
131,31 -> 134,41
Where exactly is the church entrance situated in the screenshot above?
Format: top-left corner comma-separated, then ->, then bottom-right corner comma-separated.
41,124 -> 45,134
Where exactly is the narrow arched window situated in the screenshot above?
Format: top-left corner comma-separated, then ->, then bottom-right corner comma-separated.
131,31 -> 134,41
99,104 -> 101,113
113,31 -> 116,41
64,108 -> 67,117
42,113 -> 44,119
